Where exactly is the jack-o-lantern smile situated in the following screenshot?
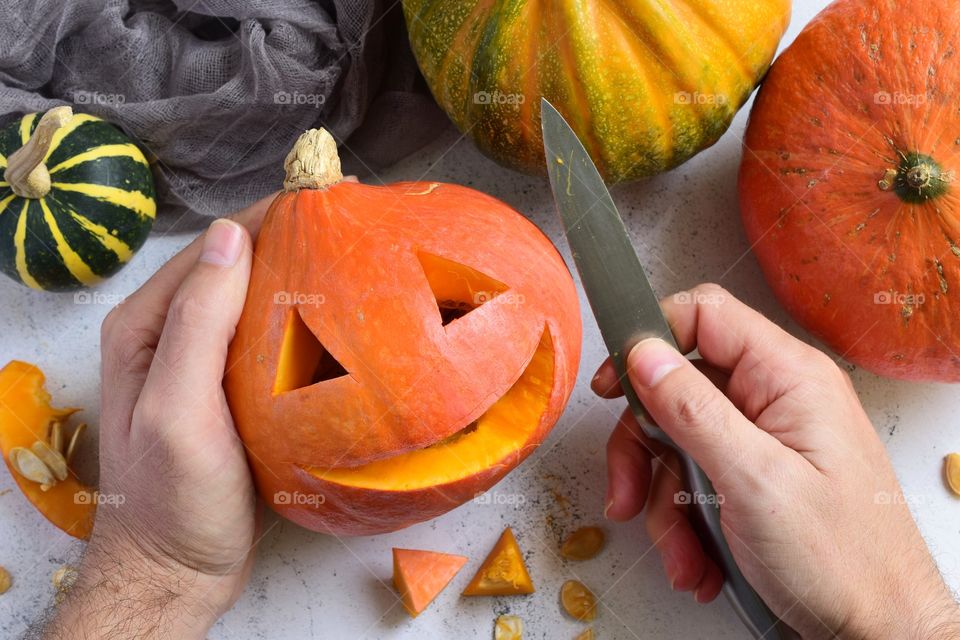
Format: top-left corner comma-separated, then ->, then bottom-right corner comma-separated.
225,129 -> 581,535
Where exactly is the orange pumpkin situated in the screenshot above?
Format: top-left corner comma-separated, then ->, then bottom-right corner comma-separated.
224,129 -> 581,535
739,0 -> 960,381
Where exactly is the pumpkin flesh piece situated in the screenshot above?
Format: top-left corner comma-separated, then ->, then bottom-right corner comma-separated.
0,361 -> 95,539
463,527 -> 534,596
308,328 -> 553,491
392,548 -> 468,617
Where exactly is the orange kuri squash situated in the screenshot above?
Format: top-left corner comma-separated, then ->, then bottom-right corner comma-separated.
740,0 -> 960,381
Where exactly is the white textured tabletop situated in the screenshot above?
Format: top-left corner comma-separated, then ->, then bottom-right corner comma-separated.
1,1 -> 958,638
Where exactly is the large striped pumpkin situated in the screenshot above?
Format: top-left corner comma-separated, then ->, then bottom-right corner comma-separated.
0,107 -> 156,291
402,0 -> 791,183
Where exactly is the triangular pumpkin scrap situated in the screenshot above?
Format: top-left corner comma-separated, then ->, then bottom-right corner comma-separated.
463,527 -> 534,595
392,548 -> 468,617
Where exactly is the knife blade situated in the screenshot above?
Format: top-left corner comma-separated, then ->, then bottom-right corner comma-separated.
541,98 -> 796,640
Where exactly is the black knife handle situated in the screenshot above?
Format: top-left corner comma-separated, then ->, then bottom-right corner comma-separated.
678,450 -> 800,639
621,378 -> 797,639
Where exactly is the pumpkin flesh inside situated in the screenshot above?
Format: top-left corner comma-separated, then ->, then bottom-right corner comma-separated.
305,327 -> 554,491
0,361 -> 95,539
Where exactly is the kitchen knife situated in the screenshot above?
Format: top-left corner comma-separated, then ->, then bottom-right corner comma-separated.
541,98 -> 797,640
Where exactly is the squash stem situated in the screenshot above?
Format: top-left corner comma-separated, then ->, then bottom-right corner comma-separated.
283,128 -> 343,191
892,151 -> 950,203
3,106 -> 74,199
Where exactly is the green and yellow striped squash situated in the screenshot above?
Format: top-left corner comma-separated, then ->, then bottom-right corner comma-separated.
402,0 -> 791,183
0,112 -> 156,291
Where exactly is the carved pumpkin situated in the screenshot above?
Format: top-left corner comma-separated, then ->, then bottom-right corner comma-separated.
739,0 -> 960,381
224,129 -> 581,535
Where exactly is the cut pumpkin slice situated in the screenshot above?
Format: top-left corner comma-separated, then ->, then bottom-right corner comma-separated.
392,548 -> 467,617
463,527 -> 534,596
0,361 -> 95,539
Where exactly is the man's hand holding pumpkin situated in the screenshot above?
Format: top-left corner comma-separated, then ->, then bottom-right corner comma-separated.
40,195 -> 274,640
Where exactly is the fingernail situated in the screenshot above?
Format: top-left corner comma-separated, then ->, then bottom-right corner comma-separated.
200,219 -> 244,267
628,338 -> 684,388
603,495 -> 614,520
694,587 -> 709,604
661,551 -> 680,590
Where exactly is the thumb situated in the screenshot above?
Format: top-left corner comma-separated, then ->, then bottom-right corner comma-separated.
626,338 -> 776,481
140,219 -> 253,407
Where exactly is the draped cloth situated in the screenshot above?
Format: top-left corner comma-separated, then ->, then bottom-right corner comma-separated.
0,0 -> 447,230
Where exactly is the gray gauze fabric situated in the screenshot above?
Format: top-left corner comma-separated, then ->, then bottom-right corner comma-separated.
0,0 -> 447,230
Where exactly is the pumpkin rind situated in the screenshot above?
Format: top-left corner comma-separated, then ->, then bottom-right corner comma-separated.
0,112 -> 156,291
225,179 -> 582,535
403,0 -> 791,183
739,0 -> 960,381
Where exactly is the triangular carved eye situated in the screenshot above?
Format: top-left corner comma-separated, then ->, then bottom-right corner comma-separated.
417,251 -> 508,326
274,306 -> 348,394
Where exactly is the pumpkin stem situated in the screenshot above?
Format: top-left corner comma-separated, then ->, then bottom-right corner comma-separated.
4,106 -> 74,199
891,152 -> 950,204
283,128 -> 343,191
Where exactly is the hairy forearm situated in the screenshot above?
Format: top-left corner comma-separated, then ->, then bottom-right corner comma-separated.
34,540 -> 221,640
906,597 -> 960,640
845,563 -> 960,640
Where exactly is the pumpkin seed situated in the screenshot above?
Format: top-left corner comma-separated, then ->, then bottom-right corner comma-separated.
51,566 -> 78,592
65,423 -> 86,465
9,447 -> 56,487
574,629 -> 595,640
50,420 -> 63,453
0,566 -> 11,594
31,441 -> 68,482
561,580 -> 597,621
561,526 -> 605,561
946,453 -> 960,496
494,614 -> 523,640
